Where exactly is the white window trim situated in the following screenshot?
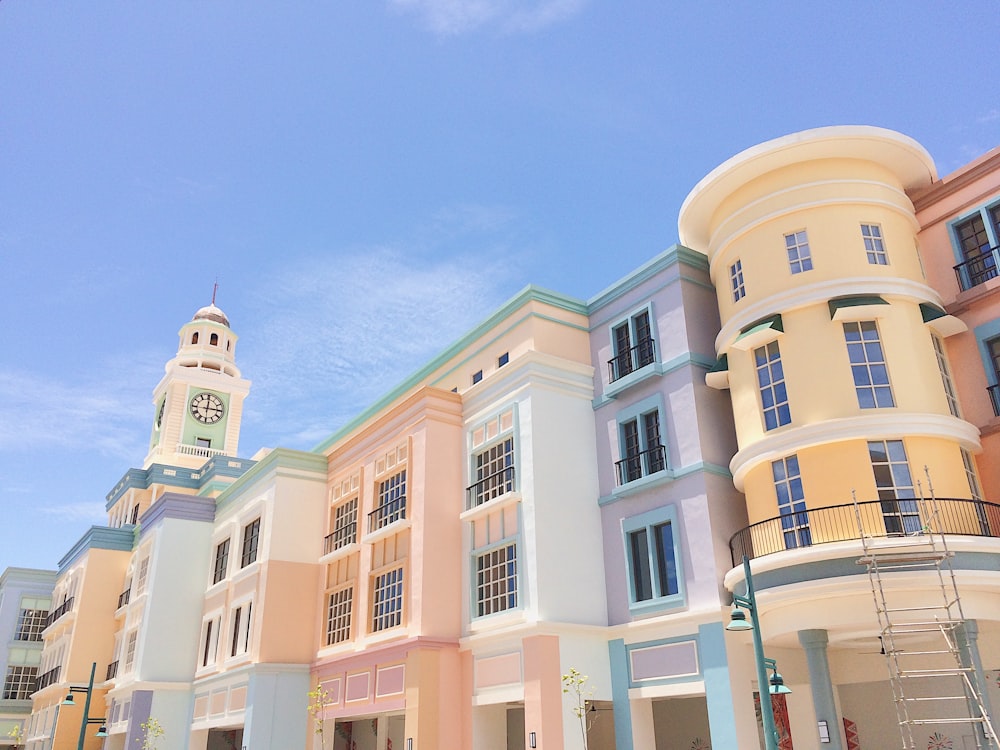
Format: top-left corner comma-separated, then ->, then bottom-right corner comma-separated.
621,506 -> 685,614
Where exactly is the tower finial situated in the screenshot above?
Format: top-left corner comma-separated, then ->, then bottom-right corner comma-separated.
211,280 -> 218,306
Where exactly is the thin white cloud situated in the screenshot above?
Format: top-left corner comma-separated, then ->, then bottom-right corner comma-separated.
38,501 -> 107,523
389,0 -> 585,35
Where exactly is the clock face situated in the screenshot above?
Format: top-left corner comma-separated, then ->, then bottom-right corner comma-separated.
189,392 -> 225,424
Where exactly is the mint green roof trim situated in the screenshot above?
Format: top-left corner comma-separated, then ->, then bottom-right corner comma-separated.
736,313 -> 783,340
587,244 -> 710,312
215,448 -> 328,513
312,284 -> 588,453
58,526 -> 137,572
709,354 -> 728,373
919,302 -> 947,323
106,458 -> 255,510
828,295 -> 888,318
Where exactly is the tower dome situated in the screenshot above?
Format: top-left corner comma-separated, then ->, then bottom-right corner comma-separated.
192,304 -> 230,328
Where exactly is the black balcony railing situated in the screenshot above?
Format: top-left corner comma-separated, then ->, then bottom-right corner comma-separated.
35,666 -> 60,692
106,660 -> 119,681
118,588 -> 131,609
954,247 -> 1000,291
729,497 -> 1000,565
608,338 -> 656,383
466,466 -> 516,510
368,498 -> 406,533
615,444 -> 667,486
989,384 -> 1000,417
43,597 -> 74,629
323,522 -> 357,555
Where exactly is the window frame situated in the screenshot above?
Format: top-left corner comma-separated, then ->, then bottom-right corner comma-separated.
861,223 -> 888,265
608,304 -> 658,383
370,565 -> 405,633
200,614 -> 221,668
2,665 -> 38,700
730,259 -> 745,302
784,230 -> 813,274
370,470 -> 407,532
931,334 -> 960,418
473,539 -> 519,618
212,539 -> 230,585
228,599 -> 253,659
754,340 -> 791,431
772,455 -> 811,549
868,439 -> 919,535
844,320 -> 895,409
615,395 -> 668,486
325,585 -> 354,646
622,506 -> 684,614
240,518 -> 261,568
949,202 -> 1000,290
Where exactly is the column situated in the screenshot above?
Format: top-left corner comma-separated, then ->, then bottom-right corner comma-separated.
957,619 -> 997,748
699,622 -> 740,749
798,629 -> 843,750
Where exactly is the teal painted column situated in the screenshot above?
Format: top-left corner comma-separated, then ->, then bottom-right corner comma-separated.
608,639 -> 633,750
957,620 -> 998,749
699,622 -> 739,749
798,629 -> 843,750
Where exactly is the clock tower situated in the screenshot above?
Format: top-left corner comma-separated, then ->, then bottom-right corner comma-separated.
145,302 -> 251,469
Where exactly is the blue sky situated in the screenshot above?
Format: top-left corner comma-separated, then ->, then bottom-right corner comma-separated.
2,1 -> 999,571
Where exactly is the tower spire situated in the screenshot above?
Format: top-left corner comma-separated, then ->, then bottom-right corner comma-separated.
211,280 -> 218,306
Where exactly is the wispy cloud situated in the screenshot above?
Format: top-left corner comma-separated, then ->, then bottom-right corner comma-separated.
389,0 -> 586,35
38,501 -> 107,523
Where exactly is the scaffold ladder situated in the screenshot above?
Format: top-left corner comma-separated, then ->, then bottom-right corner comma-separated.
852,477 -> 998,750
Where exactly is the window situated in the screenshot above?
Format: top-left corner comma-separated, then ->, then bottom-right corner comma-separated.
212,539 -> 230,584
785,230 -> 813,274
931,334 -> 960,418
241,518 -> 260,567
370,471 -> 406,531
469,437 -> 515,507
472,370 -> 483,385
868,440 -> 919,535
201,618 -> 219,667
862,223 -> 888,265
130,503 -> 140,525
730,260 -> 745,302
192,332 -> 199,344
754,341 -> 791,430
961,448 -> 983,502
955,212 -> 998,289
475,543 -> 517,617
15,607 -> 47,642
498,352 -> 509,367
135,556 -> 150,594
371,567 -> 404,632
609,309 -> 656,382
844,321 -> 894,408
326,587 -> 353,645
3,666 -> 37,700
986,335 -> 1000,416
328,498 -> 358,552
624,508 -> 681,607
616,411 -> 666,484
210,332 -> 219,346
124,630 -> 138,672
196,437 -> 212,448
772,455 -> 811,549
230,602 -> 252,657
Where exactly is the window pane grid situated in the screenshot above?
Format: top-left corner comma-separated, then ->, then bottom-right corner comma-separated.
730,260 -> 745,302
213,539 -> 230,584
844,321 -> 894,408
371,567 -> 404,632
862,223 -> 888,265
772,455 -> 811,549
931,335 -> 960,418
3,666 -> 38,700
370,471 -> 407,531
241,518 -> 260,567
470,438 -> 515,507
326,587 -> 353,645
15,608 -> 47,641
628,521 -> 679,603
754,341 -> 791,430
785,230 -> 813,274
476,543 -> 517,617
869,440 -> 919,535
328,498 -> 358,551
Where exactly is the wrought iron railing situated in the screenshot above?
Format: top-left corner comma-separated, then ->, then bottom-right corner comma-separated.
954,247 -> 1000,291
43,597 -> 74,629
608,338 -> 656,383
106,661 -> 119,681
466,466 -> 516,510
615,444 -> 667,486
323,522 -> 357,555
729,497 -> 1000,565
118,588 -> 131,609
988,384 -> 1000,417
35,666 -> 60,692
368,498 -> 406,533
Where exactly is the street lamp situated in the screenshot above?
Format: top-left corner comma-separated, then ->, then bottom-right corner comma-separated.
727,556 -> 791,750
61,662 -> 108,750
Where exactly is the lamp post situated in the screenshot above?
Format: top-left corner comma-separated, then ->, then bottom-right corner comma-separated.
727,556 -> 790,750
60,662 -> 108,750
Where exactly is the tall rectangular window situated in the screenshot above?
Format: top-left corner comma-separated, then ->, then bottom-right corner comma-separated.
470,437 -> 515,507
230,602 -> 252,657
862,223 -> 888,265
617,411 -> 666,484
961,448 -> 983,502
868,440 -> 919,535
844,321 -> 894,408
326,587 -> 353,645
124,631 -> 138,672
371,567 -> 404,632
609,309 -> 656,382
475,543 -> 518,617
627,521 -> 678,604
241,518 -> 260,567
370,471 -> 406,531
931,334 -> 960,418
201,619 -> 218,667
754,341 -> 791,430
135,556 -> 150,594
212,539 -> 230,584
785,230 -> 813,274
2,666 -> 38,700
328,499 -> 358,552
730,260 -> 745,302
772,455 -> 811,549
15,607 -> 47,642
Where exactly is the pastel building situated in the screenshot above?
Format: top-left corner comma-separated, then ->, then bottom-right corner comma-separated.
0,568 -> 56,747
679,126 -> 1000,749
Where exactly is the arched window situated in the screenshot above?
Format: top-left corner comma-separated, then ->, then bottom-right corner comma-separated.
192,332 -> 199,344
210,333 -> 219,346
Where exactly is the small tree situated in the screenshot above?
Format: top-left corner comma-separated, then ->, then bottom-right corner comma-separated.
7,725 -> 24,750
307,682 -> 331,750
561,667 -> 597,750
139,718 -> 164,750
